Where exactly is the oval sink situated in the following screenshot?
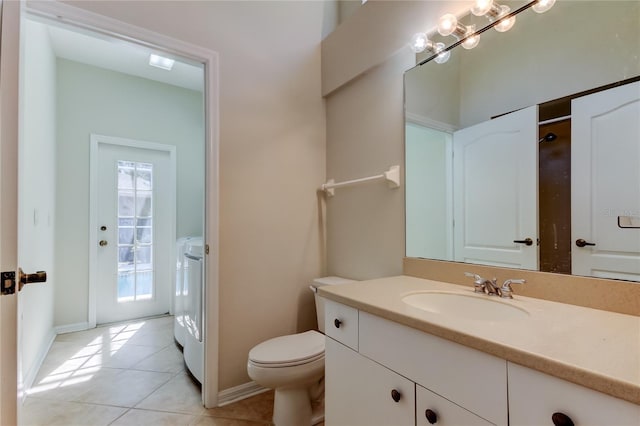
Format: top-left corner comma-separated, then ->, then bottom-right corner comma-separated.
402,291 -> 530,321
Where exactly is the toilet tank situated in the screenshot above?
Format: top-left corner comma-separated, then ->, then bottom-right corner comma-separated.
310,276 -> 356,333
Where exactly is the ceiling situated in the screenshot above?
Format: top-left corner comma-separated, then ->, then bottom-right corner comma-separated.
45,21 -> 204,92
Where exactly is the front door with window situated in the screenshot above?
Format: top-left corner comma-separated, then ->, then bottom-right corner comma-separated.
93,137 -> 175,324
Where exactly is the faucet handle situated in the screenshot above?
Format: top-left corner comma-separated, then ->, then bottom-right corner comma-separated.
500,279 -> 526,299
465,272 -> 486,293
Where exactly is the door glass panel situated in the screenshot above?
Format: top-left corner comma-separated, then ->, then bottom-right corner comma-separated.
117,161 -> 154,302
118,227 -> 134,245
118,193 -> 134,216
136,192 -> 152,217
136,226 -> 152,244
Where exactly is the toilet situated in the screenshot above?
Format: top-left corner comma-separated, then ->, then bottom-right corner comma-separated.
247,276 -> 355,426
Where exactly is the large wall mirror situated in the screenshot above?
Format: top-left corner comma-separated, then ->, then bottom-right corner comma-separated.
404,1 -> 640,281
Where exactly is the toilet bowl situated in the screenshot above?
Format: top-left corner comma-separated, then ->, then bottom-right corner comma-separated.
247,276 -> 355,426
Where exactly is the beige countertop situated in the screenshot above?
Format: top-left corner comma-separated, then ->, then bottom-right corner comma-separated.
318,275 -> 640,405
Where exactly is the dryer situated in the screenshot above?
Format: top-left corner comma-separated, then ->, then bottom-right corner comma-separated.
183,238 -> 204,383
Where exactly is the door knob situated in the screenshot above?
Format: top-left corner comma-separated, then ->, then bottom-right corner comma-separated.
18,268 -> 47,291
99,240 -> 108,247
575,239 -> 596,248
513,238 -> 534,246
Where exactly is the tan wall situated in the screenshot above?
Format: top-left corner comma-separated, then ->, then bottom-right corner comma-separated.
322,0 -> 472,96
325,52 -> 412,279
323,1 -> 471,278
65,0 -> 328,391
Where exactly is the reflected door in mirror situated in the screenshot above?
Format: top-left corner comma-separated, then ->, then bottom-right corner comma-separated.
571,81 -> 640,281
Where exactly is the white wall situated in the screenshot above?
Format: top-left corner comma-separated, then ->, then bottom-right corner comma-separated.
19,20 -> 57,389
405,124 -> 450,260
63,0 -> 328,391
55,59 -> 204,326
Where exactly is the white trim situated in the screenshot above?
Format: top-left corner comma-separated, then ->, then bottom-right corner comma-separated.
22,328 -> 55,401
89,135 -> 176,327
54,322 -> 93,335
405,112 -> 459,133
217,382 -> 268,407
444,133 -> 454,260
25,0 -> 220,407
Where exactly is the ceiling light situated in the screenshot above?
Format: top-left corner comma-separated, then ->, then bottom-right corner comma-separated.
461,30 -> 480,49
532,0 -> 556,13
410,32 -> 429,53
437,14 -> 481,50
437,14 -> 463,38
409,33 -> 451,64
472,0 -> 516,32
471,0 -> 495,17
493,6 -> 516,32
149,54 -> 175,71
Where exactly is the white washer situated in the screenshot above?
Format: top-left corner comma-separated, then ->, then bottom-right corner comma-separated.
183,238 -> 204,383
174,236 -> 198,347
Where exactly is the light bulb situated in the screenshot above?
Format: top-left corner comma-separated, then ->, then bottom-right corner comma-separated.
471,0 -> 494,16
462,34 -> 480,49
410,32 -> 428,53
493,6 -> 516,32
433,42 -> 451,64
532,0 -> 556,13
437,14 -> 458,36
461,26 -> 480,49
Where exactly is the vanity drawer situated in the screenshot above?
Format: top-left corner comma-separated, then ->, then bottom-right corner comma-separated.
508,363 -> 640,426
359,311 -> 507,426
417,384 -> 494,426
324,299 -> 358,350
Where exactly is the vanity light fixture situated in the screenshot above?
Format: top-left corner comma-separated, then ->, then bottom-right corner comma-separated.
532,0 -> 556,14
409,33 -> 451,64
471,0 -> 516,33
149,54 -> 175,71
437,13 -> 480,50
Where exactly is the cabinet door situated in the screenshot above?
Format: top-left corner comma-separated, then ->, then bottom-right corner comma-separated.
325,338 -> 415,426
359,311 -> 507,425
508,363 -> 640,426
417,385 -> 494,426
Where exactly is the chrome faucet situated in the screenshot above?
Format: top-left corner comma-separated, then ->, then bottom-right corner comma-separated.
464,273 -> 499,295
465,273 -> 526,298
500,279 -> 526,299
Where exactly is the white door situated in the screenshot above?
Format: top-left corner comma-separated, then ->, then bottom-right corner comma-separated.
453,106 -> 538,269
572,82 -> 640,280
92,136 -> 175,324
0,0 -> 21,423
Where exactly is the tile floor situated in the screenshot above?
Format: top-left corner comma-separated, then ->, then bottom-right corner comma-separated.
22,316 -> 275,426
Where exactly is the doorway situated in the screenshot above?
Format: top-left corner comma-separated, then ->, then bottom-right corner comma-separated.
12,2 -> 220,418
91,136 -> 176,325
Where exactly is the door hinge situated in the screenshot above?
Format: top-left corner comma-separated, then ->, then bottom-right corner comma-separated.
205,244 -> 210,255
1,271 -> 16,295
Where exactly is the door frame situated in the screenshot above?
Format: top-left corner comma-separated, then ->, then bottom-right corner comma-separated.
25,1 -> 220,408
89,134 -> 177,326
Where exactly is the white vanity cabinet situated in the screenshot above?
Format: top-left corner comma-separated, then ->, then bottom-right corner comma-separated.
324,300 -> 506,426
324,299 -> 640,426
508,363 -> 640,426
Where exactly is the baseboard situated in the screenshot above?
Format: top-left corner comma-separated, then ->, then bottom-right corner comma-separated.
22,328 -> 56,398
55,321 -> 92,334
217,381 -> 268,406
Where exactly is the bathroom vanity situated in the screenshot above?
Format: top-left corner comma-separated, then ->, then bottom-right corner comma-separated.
319,276 -> 640,426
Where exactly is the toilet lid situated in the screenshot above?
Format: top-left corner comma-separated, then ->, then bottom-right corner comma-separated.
249,330 -> 325,367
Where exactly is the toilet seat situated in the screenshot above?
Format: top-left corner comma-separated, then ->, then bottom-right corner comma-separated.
249,330 -> 325,368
